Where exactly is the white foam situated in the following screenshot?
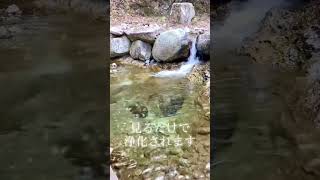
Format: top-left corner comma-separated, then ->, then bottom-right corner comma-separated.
152,38 -> 199,78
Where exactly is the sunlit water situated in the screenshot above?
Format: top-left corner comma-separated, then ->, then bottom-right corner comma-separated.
110,64 -> 210,179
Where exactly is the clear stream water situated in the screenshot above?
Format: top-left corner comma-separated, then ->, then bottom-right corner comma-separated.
110,40 -> 209,179
0,14 -> 106,179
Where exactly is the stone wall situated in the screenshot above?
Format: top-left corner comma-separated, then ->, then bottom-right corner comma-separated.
110,26 -> 210,63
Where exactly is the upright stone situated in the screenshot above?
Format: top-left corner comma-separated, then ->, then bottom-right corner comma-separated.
170,3 -> 195,24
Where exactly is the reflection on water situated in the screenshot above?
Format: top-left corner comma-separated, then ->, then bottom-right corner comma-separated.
0,14 -> 106,179
110,65 -> 210,179
213,0 -> 309,179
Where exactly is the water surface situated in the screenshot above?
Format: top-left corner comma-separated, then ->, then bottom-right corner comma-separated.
0,14 -> 106,179
213,0 -> 306,179
110,64 -> 210,179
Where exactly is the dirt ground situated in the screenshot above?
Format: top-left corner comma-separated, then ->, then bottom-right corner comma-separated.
110,1 -> 210,32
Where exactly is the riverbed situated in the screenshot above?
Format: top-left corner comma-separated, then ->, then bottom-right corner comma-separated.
110,62 -> 210,179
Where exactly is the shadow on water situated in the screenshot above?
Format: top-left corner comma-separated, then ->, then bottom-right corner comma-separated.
0,14 -> 106,179
213,0 -> 311,179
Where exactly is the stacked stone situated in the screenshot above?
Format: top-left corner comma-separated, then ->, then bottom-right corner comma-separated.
110,3 -> 210,63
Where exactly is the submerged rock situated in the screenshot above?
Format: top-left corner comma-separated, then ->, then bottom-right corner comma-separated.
110,36 -> 131,58
158,94 -> 185,117
127,102 -> 148,118
130,40 -> 152,61
152,29 -> 191,62
170,3 -> 195,24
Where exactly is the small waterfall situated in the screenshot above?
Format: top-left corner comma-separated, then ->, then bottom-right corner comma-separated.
152,38 -> 199,78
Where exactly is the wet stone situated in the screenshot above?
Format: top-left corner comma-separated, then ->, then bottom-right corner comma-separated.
158,94 -> 185,117
127,102 -> 148,118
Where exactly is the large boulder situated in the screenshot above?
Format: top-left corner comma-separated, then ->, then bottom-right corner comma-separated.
152,29 -> 191,62
196,32 -> 210,60
170,3 -> 195,24
110,36 -> 131,58
125,25 -> 162,44
130,40 -> 152,61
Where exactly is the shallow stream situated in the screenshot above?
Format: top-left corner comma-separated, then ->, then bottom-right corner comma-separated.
0,14 -> 106,179
110,64 -> 210,179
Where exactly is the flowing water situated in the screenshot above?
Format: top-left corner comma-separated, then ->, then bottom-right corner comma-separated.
110,40 -> 210,179
152,38 -> 199,78
213,0 -> 307,179
0,14 -> 106,179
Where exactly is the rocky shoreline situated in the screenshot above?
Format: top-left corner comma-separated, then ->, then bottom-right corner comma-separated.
242,0 -> 320,128
240,0 -> 320,177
